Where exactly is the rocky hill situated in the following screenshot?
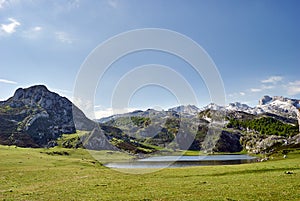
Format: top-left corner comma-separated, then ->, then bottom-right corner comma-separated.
0,85 -> 106,148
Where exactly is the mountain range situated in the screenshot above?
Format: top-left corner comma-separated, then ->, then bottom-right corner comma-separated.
0,85 -> 299,154
99,95 -> 300,124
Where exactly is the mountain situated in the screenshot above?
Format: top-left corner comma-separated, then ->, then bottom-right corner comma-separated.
98,95 -> 300,123
1,86 -> 299,154
225,102 -> 256,114
168,104 -> 200,116
256,95 -> 300,119
0,85 -> 105,148
202,96 -> 300,120
97,95 -> 300,154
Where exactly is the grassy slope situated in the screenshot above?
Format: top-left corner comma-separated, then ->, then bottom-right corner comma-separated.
0,146 -> 299,201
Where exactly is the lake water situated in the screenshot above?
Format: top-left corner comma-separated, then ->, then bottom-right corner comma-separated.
104,154 -> 257,169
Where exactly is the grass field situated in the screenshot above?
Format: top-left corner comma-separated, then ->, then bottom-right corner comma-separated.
0,145 -> 299,201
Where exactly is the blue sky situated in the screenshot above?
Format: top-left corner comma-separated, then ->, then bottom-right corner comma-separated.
0,0 -> 299,118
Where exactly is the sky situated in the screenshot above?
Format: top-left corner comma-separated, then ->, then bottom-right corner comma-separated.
0,0 -> 300,118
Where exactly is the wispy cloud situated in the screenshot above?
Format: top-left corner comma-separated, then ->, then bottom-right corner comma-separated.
249,76 -> 281,93
261,76 -> 283,84
228,91 -> 246,97
33,26 -> 42,31
0,78 -> 17,84
250,85 -> 274,93
51,88 -> 72,95
286,80 -> 300,96
54,0 -> 80,12
250,88 -> 262,92
68,0 -> 80,9
0,18 -> 21,34
0,0 -> 7,8
94,107 -> 137,119
55,31 -> 74,44
22,26 -> 42,39
108,0 -> 118,8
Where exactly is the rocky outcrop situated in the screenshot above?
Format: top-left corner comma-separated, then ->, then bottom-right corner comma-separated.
241,133 -> 300,154
81,128 -> 117,150
213,130 -> 243,152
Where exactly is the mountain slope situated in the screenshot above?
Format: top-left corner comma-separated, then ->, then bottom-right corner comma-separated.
97,95 -> 300,153
0,85 -> 99,147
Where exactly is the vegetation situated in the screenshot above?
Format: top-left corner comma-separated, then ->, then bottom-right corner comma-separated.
130,116 -> 151,128
56,131 -> 89,149
227,117 -> 299,136
0,145 -> 299,200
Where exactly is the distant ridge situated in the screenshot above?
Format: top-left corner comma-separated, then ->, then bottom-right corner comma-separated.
98,95 -> 300,122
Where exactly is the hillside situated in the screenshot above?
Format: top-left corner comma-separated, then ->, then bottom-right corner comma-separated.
0,85 -> 109,148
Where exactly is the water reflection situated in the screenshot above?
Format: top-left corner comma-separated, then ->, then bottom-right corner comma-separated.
105,154 -> 257,169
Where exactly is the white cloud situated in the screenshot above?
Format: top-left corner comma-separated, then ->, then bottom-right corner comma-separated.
240,92 -> 245,96
286,80 -> 300,96
250,88 -> 262,92
55,31 -> 73,44
0,78 -> 17,84
33,26 -> 42,31
261,76 -> 283,84
1,18 -> 21,34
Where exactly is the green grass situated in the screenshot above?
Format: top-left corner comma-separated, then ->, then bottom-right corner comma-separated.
0,145 -> 299,201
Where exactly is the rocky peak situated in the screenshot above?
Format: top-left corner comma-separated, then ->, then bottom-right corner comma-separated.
258,95 -> 300,108
258,95 -> 273,105
203,103 -> 224,111
11,85 -> 69,111
168,104 -> 200,115
0,85 -> 97,147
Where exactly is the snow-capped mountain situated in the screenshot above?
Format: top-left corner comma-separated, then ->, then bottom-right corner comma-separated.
221,96 -> 300,119
98,95 -> 300,122
225,102 -> 255,114
168,104 -> 200,115
202,103 -> 225,111
256,95 -> 300,119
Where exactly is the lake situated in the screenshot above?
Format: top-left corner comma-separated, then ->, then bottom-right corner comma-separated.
104,154 -> 257,169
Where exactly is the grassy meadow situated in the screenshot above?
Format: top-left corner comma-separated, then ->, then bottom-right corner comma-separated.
0,145 -> 299,201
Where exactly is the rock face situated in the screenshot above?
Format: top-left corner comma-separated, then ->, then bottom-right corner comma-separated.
258,95 -> 273,105
241,134 -> 300,154
81,128 -> 117,150
213,131 -> 243,152
0,85 -> 97,147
